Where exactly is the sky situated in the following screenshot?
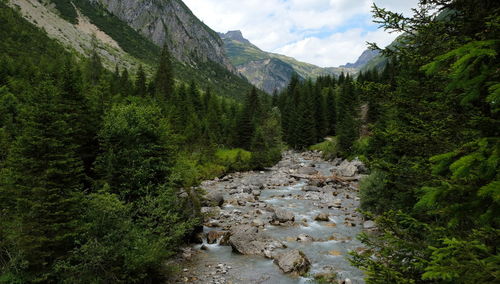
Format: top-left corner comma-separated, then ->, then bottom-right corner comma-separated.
183,0 -> 420,67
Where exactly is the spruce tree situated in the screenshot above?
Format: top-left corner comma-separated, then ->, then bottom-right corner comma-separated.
154,45 -> 174,103
134,65 -> 147,97
336,76 -> 359,153
2,81 -> 84,280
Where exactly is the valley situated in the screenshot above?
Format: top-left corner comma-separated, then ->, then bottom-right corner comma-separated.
176,151 -> 369,284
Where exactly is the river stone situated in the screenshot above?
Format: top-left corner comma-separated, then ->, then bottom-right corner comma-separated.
303,186 -> 321,192
363,220 -> 377,230
251,218 -> 265,227
314,213 -> 330,222
274,249 -> 311,275
297,234 -> 314,242
229,225 -> 263,255
272,208 -> 295,223
335,158 -> 367,177
204,191 -> 224,207
297,167 -> 318,175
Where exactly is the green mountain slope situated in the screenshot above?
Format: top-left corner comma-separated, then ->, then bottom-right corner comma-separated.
220,30 -> 356,94
8,0 -> 253,100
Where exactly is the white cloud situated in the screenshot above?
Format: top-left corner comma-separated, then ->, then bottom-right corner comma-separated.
183,0 -> 420,67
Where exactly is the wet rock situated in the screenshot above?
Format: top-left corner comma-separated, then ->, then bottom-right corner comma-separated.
297,234 -> 314,242
315,213 -> 330,222
363,220 -> 377,230
207,231 -> 229,244
200,244 -> 208,250
192,232 -> 204,244
303,186 -> 321,192
251,218 -> 265,227
327,199 -> 342,209
272,208 -> 295,223
308,179 -> 325,187
205,220 -> 221,228
297,167 -> 319,175
274,249 -> 311,275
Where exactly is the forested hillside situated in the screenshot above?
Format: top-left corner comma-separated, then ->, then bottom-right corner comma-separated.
275,0 -> 499,282
0,3 -> 281,282
1,0 -> 499,283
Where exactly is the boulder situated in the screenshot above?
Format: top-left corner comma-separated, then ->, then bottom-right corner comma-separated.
228,225 -> 263,255
297,234 -> 314,242
297,167 -> 319,175
274,250 -> 311,275
327,199 -> 342,209
335,158 -> 367,177
204,191 -> 224,207
251,218 -> 265,227
207,231 -> 229,244
272,208 -> 295,223
314,213 -> 330,222
363,220 -> 377,230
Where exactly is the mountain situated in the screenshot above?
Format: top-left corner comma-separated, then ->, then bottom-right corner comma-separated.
6,0 -> 253,99
341,49 -> 380,69
220,30 -> 356,94
89,0 -> 235,72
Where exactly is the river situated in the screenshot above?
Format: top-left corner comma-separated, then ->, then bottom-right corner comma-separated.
175,151 -> 369,284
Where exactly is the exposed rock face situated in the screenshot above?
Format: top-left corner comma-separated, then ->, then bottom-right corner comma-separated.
91,0 -> 235,71
341,49 -> 381,69
274,250 -> 311,275
220,30 -> 355,94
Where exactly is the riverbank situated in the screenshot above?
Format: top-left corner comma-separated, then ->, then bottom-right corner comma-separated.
172,151 -> 373,283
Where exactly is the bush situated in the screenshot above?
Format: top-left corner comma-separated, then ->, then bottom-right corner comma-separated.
215,148 -> 252,172
359,169 -> 388,213
310,138 -> 338,160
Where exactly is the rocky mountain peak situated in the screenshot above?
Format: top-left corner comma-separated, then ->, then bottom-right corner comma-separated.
91,0 -> 236,72
221,30 -> 252,45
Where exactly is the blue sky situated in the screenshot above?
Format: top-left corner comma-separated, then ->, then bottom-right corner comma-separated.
183,0 -> 420,67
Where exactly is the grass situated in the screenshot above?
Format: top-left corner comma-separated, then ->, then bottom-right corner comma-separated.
309,137 -> 338,160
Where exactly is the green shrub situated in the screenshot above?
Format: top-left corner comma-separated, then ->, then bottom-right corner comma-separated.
359,169 -> 388,213
310,138 -> 338,160
215,148 -> 252,172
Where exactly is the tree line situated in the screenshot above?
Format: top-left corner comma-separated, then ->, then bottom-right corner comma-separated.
275,0 -> 499,282
0,3 -> 281,282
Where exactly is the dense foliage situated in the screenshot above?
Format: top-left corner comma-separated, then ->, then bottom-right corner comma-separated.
0,3 -> 282,282
276,73 -> 361,154
348,1 -> 500,283
276,0 -> 499,282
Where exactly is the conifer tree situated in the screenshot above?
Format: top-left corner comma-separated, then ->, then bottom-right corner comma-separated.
325,87 -> 336,135
134,65 -> 147,97
154,45 -> 174,103
336,75 -> 359,153
1,82 -> 84,281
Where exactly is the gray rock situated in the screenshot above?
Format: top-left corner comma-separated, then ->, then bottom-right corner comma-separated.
314,213 -> 330,222
272,208 -> 295,223
363,220 -> 377,230
297,167 -> 319,175
335,158 -> 367,177
303,186 -> 321,192
251,219 -> 265,227
274,250 -> 311,275
205,191 -> 224,207
297,234 -> 314,242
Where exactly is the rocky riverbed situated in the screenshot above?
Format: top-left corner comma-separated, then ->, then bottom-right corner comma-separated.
173,151 -> 373,283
